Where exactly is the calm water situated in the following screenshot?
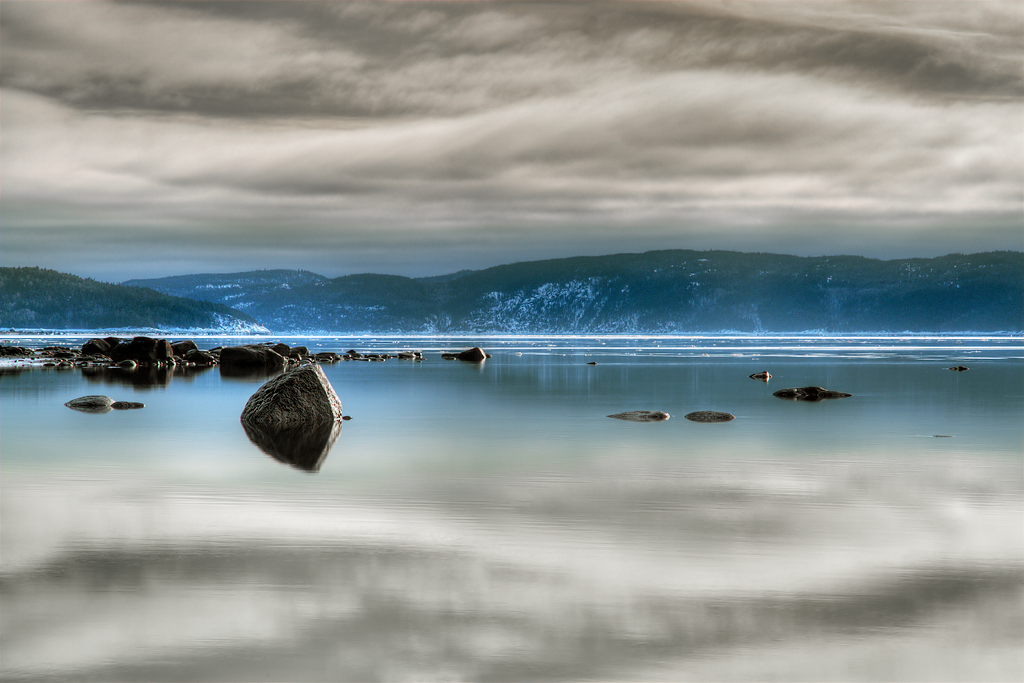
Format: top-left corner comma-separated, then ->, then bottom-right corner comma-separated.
2,335 -> 1022,682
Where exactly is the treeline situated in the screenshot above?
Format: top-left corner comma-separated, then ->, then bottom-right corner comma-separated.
126,250 -> 1024,333
0,267 -> 260,330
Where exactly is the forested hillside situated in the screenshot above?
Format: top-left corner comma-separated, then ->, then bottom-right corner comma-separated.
0,267 -> 267,332
125,250 -> 1024,334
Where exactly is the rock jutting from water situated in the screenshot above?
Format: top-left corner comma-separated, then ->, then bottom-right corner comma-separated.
684,411 -> 736,422
111,401 -> 145,410
748,371 -> 771,381
456,347 -> 488,362
607,410 -> 670,422
772,386 -> 852,401
948,366 -> 969,371
241,364 -> 343,430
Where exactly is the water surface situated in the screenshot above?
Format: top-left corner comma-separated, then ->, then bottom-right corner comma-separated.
2,335 -> 1022,682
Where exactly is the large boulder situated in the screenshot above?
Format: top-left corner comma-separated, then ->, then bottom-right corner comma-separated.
220,345 -> 287,373
109,336 -> 174,365
240,364 -> 342,430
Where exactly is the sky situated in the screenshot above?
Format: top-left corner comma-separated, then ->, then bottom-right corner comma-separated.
1,1 -> 1021,282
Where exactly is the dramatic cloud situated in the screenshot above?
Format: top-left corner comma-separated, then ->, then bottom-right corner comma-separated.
1,1 -> 1021,280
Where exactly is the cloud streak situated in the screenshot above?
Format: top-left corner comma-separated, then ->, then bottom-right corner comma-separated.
1,1 -> 1021,280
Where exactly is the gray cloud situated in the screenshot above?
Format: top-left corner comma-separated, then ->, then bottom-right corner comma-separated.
1,1 -> 1021,280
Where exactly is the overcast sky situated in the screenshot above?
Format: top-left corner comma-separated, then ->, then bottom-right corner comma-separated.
2,1 -> 1021,281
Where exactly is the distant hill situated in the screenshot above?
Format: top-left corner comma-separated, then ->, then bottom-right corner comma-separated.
0,267 -> 269,333
124,250 -> 1024,334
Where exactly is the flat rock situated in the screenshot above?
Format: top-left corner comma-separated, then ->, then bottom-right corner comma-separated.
684,411 -> 735,422
241,364 -> 342,430
111,401 -> 145,410
772,386 -> 852,401
607,410 -> 670,422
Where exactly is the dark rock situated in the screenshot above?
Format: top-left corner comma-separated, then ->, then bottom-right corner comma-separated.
684,410 -> 735,423
220,345 -> 287,373
587,361 -> 598,365
0,346 -> 35,357
183,349 -> 217,366
948,366 -> 969,372
607,410 -> 670,422
242,419 -> 341,473
81,338 -> 112,356
111,401 -> 145,410
171,340 -> 199,357
65,395 -> 115,413
117,359 -> 138,369
748,371 -> 771,381
456,347 -> 487,362
288,346 -> 310,360
345,349 -> 362,358
772,386 -> 852,401
240,364 -> 342,430
109,336 -> 174,365
102,336 -> 123,349
315,352 -> 342,363
271,343 -> 292,356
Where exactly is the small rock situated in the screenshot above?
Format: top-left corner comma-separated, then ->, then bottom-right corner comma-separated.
65,395 -> 115,413
171,340 -> 199,357
773,386 -> 852,401
607,410 -> 670,422
587,361 -> 598,365
948,366 -> 969,372
934,434 -> 954,438
748,371 -> 771,381
456,347 -> 487,362
117,359 -> 138,369
684,411 -> 735,423
111,401 -> 145,410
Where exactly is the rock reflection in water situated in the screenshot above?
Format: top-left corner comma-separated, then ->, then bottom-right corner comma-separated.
220,365 -> 286,381
241,420 -> 341,472
81,365 -> 175,388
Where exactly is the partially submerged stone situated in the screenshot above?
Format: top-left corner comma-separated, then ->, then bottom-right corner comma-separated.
772,386 -> 852,401
748,371 -> 771,382
111,401 -> 145,410
948,366 -> 969,372
241,364 -> 342,430
65,395 -> 115,413
607,410 -> 670,422
221,345 -> 287,373
684,410 -> 735,423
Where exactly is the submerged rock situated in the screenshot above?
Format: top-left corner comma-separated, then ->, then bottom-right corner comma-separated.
65,395 -> 115,413
607,410 -> 670,422
241,364 -> 342,429
772,386 -> 852,401
111,401 -> 145,410
684,410 -> 735,423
